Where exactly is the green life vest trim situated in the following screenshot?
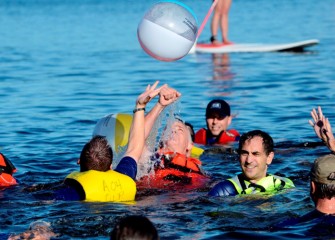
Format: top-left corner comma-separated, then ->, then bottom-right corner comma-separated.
229,173 -> 294,195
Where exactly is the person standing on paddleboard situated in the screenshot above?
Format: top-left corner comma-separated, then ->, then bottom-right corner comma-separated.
210,0 -> 232,45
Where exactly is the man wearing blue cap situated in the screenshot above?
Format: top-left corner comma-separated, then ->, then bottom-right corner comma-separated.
194,99 -> 240,145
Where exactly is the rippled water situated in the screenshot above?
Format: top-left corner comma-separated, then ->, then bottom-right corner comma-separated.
1,0 -> 335,239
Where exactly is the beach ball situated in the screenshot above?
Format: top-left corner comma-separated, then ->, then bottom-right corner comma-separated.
137,1 -> 198,62
92,113 -> 133,153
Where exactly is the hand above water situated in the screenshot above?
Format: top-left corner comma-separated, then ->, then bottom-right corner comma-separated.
136,81 -> 162,108
309,106 -> 335,152
158,84 -> 181,107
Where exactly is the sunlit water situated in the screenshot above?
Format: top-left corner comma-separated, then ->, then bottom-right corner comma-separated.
1,0 -> 335,239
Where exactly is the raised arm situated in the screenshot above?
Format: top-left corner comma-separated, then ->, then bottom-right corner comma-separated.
309,106 -> 335,152
309,106 -> 326,140
144,84 -> 181,140
124,81 -> 162,161
321,117 -> 335,152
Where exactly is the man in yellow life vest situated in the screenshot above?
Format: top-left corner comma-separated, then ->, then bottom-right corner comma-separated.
208,130 -> 295,197
55,81 -> 181,201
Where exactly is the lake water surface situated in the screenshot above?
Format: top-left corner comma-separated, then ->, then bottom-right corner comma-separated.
1,0 -> 335,239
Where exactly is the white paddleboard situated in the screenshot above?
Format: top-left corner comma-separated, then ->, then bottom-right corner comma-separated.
193,39 -> 319,53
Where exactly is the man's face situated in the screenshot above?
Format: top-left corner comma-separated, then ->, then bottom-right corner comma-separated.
206,114 -> 232,136
239,136 -> 274,183
162,121 -> 192,155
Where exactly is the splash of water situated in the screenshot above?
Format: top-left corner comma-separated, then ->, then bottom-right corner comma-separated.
136,102 -> 181,180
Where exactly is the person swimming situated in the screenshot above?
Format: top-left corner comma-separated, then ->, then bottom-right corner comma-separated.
194,99 -> 240,146
137,86 -> 210,190
208,130 -> 294,197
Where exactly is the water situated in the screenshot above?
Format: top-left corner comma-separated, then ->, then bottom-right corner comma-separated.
1,0 -> 335,238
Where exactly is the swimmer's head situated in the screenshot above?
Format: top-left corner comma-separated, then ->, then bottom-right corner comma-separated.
29,220 -> 51,231
111,215 -> 159,240
79,136 -> 113,172
8,220 -> 57,240
206,99 -> 232,136
160,119 -> 193,157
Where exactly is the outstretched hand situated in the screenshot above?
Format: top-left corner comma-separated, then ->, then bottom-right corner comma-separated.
309,106 -> 335,152
136,81 -> 162,107
309,106 -> 326,140
158,84 -> 181,107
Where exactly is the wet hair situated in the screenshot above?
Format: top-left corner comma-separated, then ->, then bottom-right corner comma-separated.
313,182 -> 335,200
238,130 -> 274,155
185,122 -> 195,142
110,215 -> 159,240
79,136 -> 113,172
163,118 -> 193,144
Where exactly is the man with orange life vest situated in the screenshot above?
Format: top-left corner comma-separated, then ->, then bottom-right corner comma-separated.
54,81 -> 181,201
0,152 -> 18,187
194,99 -> 240,146
138,87 -> 209,189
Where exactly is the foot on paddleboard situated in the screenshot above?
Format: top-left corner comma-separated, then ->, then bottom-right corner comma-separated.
223,40 -> 233,45
210,36 -> 221,45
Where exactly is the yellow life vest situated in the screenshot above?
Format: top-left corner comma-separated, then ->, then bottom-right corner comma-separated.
66,170 -> 136,202
228,174 -> 295,195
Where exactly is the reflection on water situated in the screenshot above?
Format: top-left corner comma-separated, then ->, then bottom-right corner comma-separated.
207,53 -> 236,99
212,53 -> 235,82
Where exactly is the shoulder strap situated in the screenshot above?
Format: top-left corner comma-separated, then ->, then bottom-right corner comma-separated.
237,174 -> 267,193
237,174 -> 248,194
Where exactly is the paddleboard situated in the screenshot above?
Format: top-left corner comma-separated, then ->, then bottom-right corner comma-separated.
193,39 -> 319,53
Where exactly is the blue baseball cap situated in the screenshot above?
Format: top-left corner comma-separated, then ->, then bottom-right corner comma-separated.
206,99 -> 230,118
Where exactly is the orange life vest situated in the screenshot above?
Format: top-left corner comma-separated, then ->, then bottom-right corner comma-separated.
0,153 -> 17,187
194,128 -> 240,145
137,152 -> 210,190
161,152 -> 203,174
